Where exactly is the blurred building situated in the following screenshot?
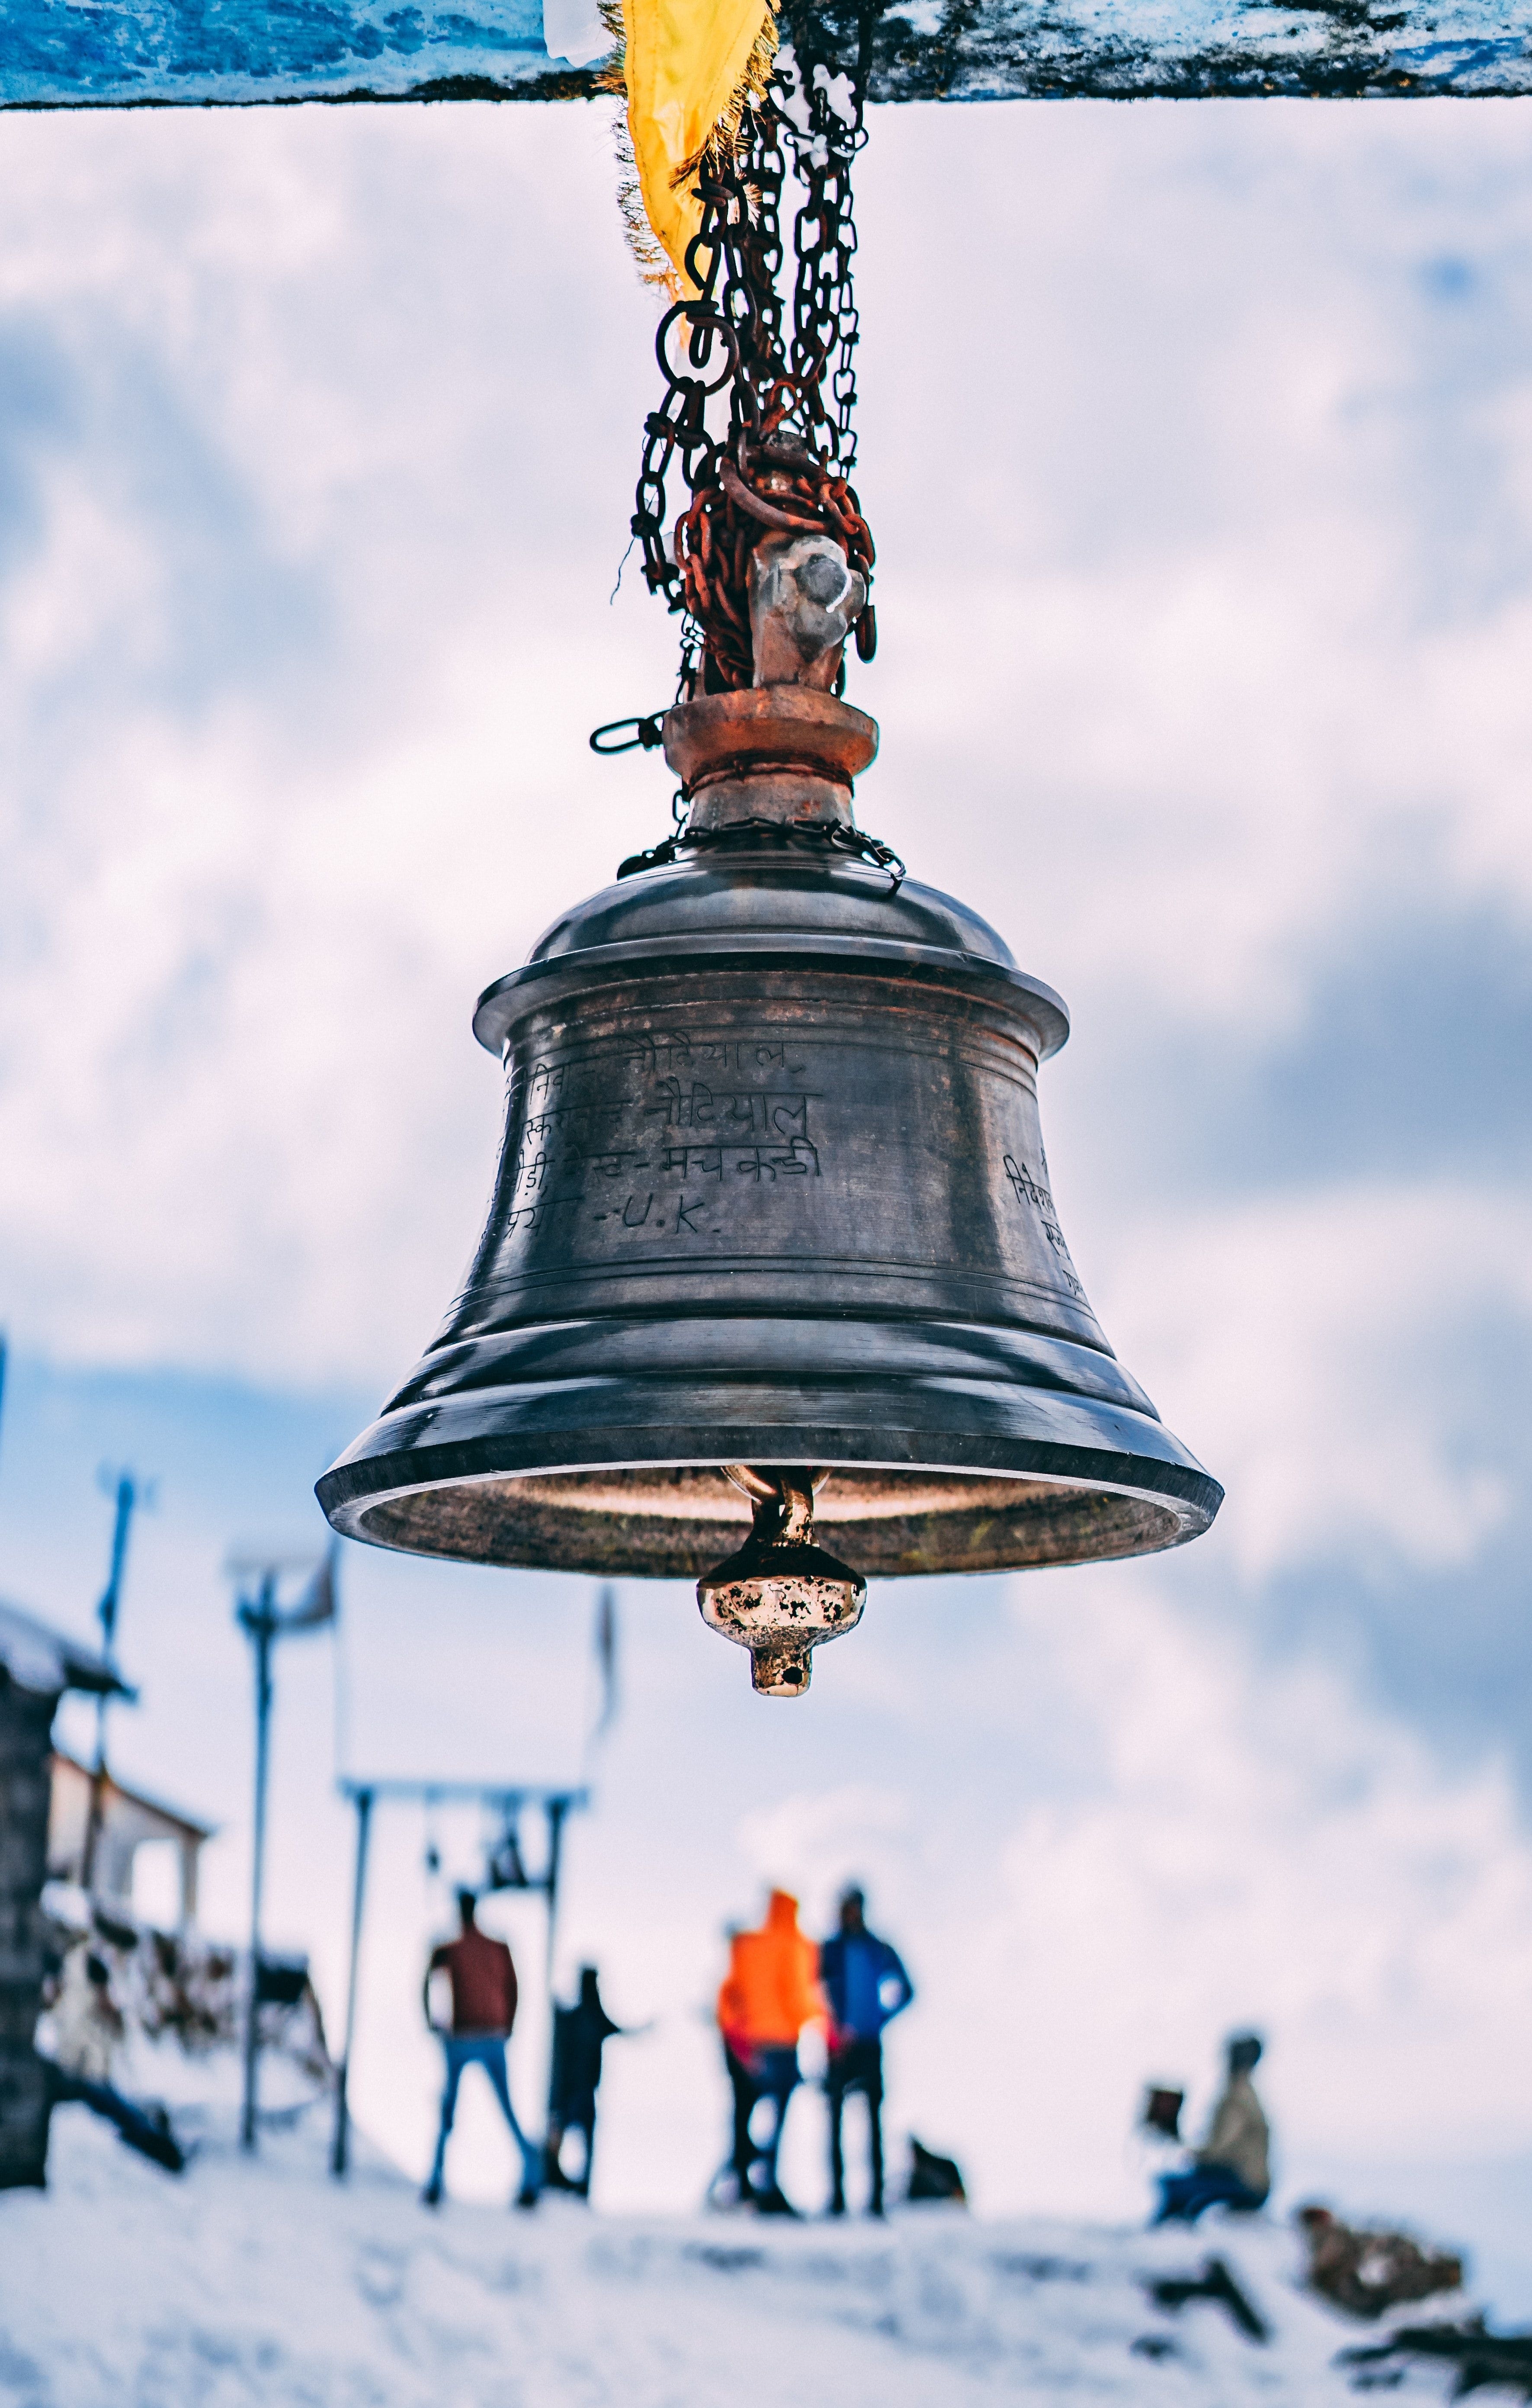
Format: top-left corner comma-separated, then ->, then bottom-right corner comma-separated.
0,1600 -> 124,2190
48,1753 -> 213,1930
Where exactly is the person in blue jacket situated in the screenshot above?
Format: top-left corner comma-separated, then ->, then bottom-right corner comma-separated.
818,1885 -> 914,2217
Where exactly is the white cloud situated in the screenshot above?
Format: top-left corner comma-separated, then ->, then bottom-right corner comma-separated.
0,99 -> 1522,1396
859,105 -> 1532,1007
2,98 -> 1530,2279
2,102 -> 1530,1404
1090,1180 -> 1532,1583
0,89 -> 1528,1881
737,1784 -> 915,1914
1000,1581 -> 1532,2177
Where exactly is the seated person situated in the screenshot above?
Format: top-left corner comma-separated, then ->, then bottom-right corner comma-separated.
1153,2032 -> 1270,2225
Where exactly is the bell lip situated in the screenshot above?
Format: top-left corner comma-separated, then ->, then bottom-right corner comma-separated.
474,937 -> 1070,1060
317,1433 -> 1223,1574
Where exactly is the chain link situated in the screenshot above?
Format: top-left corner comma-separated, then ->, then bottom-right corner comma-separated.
631,3 -> 884,698
616,814 -> 905,888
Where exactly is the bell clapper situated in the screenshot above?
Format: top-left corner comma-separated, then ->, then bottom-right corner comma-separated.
697,1468 -> 867,1697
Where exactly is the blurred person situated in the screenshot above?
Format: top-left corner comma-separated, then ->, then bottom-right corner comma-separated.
543,1966 -> 638,2198
51,1942 -> 123,2086
818,1884 -> 914,2218
422,1889 -> 541,2209
715,1889 -> 824,2214
1151,2032 -> 1271,2225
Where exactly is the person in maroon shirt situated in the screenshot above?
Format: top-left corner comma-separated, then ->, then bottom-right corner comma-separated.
422,1890 -> 542,2208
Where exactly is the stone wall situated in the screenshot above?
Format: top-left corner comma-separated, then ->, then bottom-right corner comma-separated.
0,1674 -> 60,2188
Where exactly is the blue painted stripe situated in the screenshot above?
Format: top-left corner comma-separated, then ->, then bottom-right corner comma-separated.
0,0 -> 569,105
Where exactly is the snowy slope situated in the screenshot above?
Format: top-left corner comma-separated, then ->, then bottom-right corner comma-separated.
0,2106 -> 1471,2406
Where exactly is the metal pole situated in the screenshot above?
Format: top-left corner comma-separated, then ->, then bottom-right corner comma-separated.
240,1576 -> 275,2154
330,1786 -> 373,2179
543,1795 -> 568,1998
97,1475 -> 136,1658
81,1473 -> 138,1893
541,1795 -> 568,2162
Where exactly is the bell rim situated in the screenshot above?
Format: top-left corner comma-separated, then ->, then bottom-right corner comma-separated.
317,1430 -> 1223,1578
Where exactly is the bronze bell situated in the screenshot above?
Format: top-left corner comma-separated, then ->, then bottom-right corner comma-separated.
318,677 -> 1222,1691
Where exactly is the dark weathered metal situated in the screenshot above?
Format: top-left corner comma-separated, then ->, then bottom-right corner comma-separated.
317,688 -> 1221,1605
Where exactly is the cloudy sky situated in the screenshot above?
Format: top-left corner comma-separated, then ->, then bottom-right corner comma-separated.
2,90 -> 1530,2295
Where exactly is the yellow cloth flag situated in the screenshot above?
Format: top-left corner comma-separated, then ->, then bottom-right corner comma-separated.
619,0 -> 777,298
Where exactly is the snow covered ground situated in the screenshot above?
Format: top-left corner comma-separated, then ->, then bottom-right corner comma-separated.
0,2103 -> 1480,2406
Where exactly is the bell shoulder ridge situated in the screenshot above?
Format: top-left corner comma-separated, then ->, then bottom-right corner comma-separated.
521,851 -> 1023,971
471,850 -> 1070,1060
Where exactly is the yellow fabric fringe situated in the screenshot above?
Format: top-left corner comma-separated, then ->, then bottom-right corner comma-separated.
607,0 -> 777,299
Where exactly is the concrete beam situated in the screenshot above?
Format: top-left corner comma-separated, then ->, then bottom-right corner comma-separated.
0,0 -> 1527,111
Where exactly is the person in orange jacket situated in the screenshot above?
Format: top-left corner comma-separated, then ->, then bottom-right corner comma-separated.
715,1889 -> 824,2214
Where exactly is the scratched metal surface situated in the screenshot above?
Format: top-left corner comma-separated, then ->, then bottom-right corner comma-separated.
0,0 -> 1528,108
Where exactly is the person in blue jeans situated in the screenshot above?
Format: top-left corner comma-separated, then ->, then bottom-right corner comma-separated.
1152,2033 -> 1271,2225
422,1890 -> 542,2209
818,1885 -> 914,2218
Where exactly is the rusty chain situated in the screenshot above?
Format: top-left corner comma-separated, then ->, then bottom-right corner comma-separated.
616,813 -> 906,888
629,3 -> 884,699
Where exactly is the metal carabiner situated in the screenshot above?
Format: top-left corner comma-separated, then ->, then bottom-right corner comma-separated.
589,714 -> 666,757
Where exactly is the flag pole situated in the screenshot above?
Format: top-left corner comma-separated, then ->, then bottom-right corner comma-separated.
232,1547 -> 337,2155
330,1785 -> 373,2179
81,1471 -> 145,1893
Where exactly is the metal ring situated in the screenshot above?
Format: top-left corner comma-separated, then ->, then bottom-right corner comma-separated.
655,305 -> 738,398
589,715 -> 665,756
